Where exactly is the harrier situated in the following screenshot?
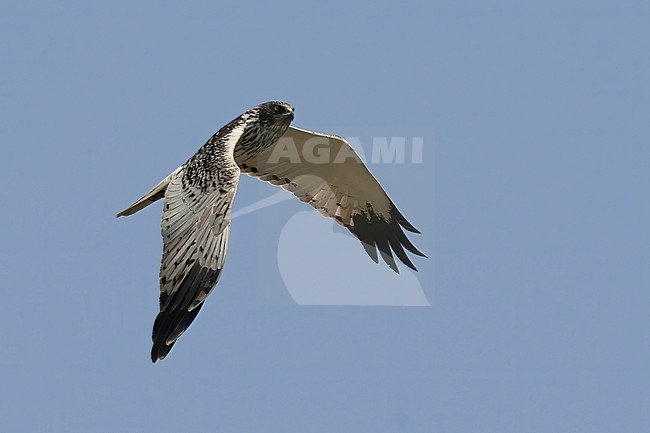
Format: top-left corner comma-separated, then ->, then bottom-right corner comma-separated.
117,101 -> 425,362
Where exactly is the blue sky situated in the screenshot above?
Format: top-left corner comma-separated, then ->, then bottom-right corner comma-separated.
1,1 -> 648,432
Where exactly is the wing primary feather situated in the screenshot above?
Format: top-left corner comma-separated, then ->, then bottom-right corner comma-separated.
361,240 -> 379,264
396,229 -> 427,258
374,236 -> 400,274
388,235 -> 418,271
390,204 -> 421,234
151,303 -> 203,362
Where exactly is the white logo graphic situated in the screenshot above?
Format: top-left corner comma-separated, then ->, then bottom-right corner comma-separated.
277,210 -> 430,306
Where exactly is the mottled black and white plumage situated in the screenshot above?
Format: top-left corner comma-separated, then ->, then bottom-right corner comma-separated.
117,101 -> 425,362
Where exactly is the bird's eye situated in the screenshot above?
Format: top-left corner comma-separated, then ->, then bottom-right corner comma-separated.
273,105 -> 282,112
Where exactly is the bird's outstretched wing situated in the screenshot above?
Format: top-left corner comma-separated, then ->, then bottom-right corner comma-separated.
235,126 -> 425,273
151,168 -> 239,362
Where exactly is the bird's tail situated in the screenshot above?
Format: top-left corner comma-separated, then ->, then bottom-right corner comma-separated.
116,167 -> 181,217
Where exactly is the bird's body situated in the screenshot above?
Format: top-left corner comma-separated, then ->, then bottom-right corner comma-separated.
117,101 -> 425,362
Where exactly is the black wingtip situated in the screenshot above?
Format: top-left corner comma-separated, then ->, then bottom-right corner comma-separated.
403,224 -> 421,234
151,341 -> 173,363
388,236 -> 419,272
398,218 -> 421,234
390,204 -> 422,234
411,248 -> 428,258
150,291 -> 207,363
350,208 -> 427,273
396,229 -> 427,258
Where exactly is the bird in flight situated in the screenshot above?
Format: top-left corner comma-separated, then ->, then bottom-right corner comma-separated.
117,101 -> 425,362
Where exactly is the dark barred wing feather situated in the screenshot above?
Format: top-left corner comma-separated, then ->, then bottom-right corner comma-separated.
151,170 -> 238,362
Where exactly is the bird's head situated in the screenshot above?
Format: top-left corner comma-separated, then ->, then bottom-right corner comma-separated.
257,101 -> 295,124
